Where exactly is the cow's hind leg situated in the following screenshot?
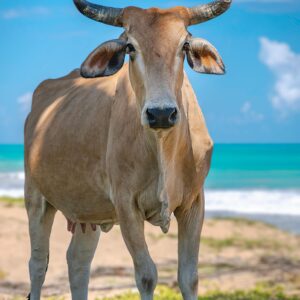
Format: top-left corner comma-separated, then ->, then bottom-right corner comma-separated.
175,191 -> 205,300
66,223 -> 100,300
25,182 -> 56,300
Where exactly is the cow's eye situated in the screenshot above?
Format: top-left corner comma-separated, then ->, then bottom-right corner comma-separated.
126,43 -> 136,53
183,42 -> 190,51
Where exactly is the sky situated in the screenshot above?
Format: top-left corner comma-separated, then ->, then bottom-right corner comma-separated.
0,0 -> 300,144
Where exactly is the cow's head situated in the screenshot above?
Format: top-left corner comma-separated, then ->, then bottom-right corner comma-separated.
74,0 -> 231,130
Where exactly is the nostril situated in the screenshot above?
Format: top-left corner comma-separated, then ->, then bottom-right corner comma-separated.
146,107 -> 178,128
169,108 -> 177,124
146,109 -> 156,124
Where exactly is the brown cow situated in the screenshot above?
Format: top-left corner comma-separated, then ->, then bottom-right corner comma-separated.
24,1 -> 231,299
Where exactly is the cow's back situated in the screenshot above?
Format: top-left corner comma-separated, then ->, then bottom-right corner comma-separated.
25,68 -> 122,222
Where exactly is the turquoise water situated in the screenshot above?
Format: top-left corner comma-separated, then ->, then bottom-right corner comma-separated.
0,144 -> 300,190
207,144 -> 300,190
0,144 -> 24,172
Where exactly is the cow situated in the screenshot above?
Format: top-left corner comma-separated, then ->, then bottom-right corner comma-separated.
24,0 -> 231,299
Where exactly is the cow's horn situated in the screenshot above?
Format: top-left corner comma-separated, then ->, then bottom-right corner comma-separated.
188,0 -> 232,25
73,0 -> 123,27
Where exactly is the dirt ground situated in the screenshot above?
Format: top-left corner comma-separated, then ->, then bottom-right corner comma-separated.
0,202 -> 300,299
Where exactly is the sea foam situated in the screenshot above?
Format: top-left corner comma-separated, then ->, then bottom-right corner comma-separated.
0,172 -> 24,197
205,189 -> 300,216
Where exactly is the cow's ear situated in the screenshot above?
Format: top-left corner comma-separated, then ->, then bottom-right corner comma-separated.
80,39 -> 127,78
185,38 -> 225,75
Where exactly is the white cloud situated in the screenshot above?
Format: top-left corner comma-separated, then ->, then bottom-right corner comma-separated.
18,92 -> 32,112
241,101 -> 251,113
231,101 -> 264,124
1,7 -> 50,20
240,101 -> 264,122
259,37 -> 300,115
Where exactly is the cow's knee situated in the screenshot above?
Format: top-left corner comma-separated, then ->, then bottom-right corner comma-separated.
137,273 -> 157,299
29,250 -> 49,272
29,257 -> 47,282
141,275 -> 155,294
135,260 -> 157,298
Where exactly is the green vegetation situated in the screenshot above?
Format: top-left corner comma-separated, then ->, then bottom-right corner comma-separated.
201,236 -> 282,250
0,269 -> 6,280
0,196 -> 24,207
8,286 -> 300,300
149,232 -> 284,250
211,217 -> 262,226
99,286 -> 300,300
11,297 -> 65,300
210,217 -> 277,229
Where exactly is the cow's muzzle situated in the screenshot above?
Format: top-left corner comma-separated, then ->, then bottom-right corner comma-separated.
146,107 -> 178,129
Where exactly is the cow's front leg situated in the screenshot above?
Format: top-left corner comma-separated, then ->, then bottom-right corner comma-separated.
66,223 -> 100,300
175,191 -> 205,300
117,203 -> 157,300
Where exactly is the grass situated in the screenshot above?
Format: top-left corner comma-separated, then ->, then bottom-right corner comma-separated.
99,286 -> 300,300
210,216 -> 276,228
9,286 -> 300,300
201,236 -> 282,250
0,196 -> 24,207
149,232 -> 283,251
11,298 -> 65,300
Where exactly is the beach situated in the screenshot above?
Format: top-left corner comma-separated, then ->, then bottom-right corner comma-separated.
0,201 -> 300,299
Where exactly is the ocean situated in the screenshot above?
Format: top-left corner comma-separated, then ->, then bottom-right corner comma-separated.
1,144 -> 300,231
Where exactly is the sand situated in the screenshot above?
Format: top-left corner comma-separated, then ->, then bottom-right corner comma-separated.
0,202 -> 300,299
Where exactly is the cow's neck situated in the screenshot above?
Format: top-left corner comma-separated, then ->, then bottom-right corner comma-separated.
131,76 -> 201,233
144,101 -> 194,233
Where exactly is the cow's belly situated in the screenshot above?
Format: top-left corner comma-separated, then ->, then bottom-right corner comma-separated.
47,190 -> 117,225
37,173 -> 163,228
28,151 -> 117,225
42,174 -> 163,227
30,163 -> 165,228
29,139 -> 164,228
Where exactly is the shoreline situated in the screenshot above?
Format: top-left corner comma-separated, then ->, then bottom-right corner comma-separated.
1,196 -> 300,235
206,210 -> 300,235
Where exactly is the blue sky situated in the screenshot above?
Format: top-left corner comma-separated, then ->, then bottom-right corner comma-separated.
0,0 -> 300,143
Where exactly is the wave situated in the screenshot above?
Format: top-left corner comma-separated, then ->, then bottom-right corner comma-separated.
0,171 -> 24,197
0,188 -> 24,198
205,189 -> 300,216
0,171 -> 300,216
0,171 -> 24,180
